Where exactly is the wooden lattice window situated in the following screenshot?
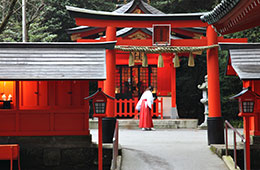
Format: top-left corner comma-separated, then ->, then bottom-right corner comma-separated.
115,65 -> 157,99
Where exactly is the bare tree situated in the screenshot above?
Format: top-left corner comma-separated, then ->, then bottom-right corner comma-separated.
23,0 -> 45,41
0,0 -> 18,34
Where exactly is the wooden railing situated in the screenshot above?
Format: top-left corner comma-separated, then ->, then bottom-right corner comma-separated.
115,98 -> 163,119
111,120 -> 119,170
224,120 -> 247,170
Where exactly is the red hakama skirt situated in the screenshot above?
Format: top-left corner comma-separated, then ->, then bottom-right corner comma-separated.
139,99 -> 154,128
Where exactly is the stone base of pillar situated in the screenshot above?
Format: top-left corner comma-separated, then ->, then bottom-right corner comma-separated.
171,107 -> 179,119
207,117 -> 224,145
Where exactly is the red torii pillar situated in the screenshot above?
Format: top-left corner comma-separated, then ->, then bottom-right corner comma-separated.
206,26 -> 224,144
170,61 -> 177,118
104,26 -> 116,117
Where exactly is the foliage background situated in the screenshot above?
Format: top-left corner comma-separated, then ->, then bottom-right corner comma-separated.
1,0 -> 260,124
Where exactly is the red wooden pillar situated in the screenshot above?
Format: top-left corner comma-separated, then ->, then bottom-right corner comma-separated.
171,63 -> 176,108
98,117 -> 103,170
15,81 -> 19,133
244,116 -> 251,170
104,26 -> 116,117
206,26 -> 224,144
170,62 -> 178,118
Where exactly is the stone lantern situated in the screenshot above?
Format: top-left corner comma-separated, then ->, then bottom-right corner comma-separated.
198,75 -> 208,127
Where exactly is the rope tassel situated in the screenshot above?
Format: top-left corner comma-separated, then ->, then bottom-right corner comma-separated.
128,52 -> 134,67
173,53 -> 180,68
142,53 -> 148,67
158,53 -> 164,68
188,52 -> 195,67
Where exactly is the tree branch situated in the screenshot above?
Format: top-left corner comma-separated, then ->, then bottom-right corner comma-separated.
0,0 -> 18,34
27,2 -> 45,26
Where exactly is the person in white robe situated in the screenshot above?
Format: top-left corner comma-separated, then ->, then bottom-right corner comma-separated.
135,86 -> 154,130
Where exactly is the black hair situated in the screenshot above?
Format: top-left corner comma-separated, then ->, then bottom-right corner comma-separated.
147,86 -> 153,91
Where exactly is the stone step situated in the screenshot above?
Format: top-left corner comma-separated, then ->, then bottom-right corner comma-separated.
89,119 -> 198,129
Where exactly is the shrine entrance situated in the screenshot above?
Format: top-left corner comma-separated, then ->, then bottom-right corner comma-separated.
67,1 -> 248,144
115,65 -> 157,99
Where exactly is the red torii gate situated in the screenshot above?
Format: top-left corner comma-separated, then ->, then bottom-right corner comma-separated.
67,6 -> 247,144
201,0 -> 260,168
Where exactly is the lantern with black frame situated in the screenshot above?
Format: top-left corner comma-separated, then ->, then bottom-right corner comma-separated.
230,87 -> 260,170
85,88 -> 115,118
84,88 -> 115,170
231,87 -> 258,117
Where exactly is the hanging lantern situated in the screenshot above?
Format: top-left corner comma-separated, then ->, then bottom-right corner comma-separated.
142,53 -> 148,67
128,52 -> 134,67
188,52 -> 195,67
158,53 -> 164,68
173,53 -> 180,68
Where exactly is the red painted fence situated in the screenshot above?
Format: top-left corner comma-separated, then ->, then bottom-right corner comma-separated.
115,98 -> 163,119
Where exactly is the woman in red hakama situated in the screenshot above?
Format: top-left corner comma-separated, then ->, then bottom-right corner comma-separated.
135,86 -> 154,130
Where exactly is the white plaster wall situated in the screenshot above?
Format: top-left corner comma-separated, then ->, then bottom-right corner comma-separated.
158,97 -> 178,119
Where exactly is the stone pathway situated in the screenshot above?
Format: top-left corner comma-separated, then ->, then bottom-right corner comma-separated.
91,129 -> 230,170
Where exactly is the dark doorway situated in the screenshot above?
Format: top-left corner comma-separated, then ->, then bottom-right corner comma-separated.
115,65 -> 157,99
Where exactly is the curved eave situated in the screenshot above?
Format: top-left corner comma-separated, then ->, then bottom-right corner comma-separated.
66,6 -> 205,21
201,0 -> 260,34
67,26 -> 96,34
201,0 -> 241,24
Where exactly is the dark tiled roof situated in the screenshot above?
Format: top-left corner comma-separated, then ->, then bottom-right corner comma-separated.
200,0 -> 241,24
114,1 -> 134,13
114,0 -> 163,14
140,1 -> 164,14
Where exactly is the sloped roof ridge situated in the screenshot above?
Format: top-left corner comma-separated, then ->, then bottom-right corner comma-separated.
141,1 -> 164,14
113,0 -> 135,14
113,0 -> 164,14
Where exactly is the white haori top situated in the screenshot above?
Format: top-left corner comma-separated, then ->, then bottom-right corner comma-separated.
135,90 -> 154,111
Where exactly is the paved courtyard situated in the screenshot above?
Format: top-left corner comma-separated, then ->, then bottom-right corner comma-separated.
90,128 -> 237,170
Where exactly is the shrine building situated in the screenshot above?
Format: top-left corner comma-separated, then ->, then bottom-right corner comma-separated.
0,0 -> 249,157
0,1 -> 254,169
66,0 -> 248,145
66,0 -> 247,122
